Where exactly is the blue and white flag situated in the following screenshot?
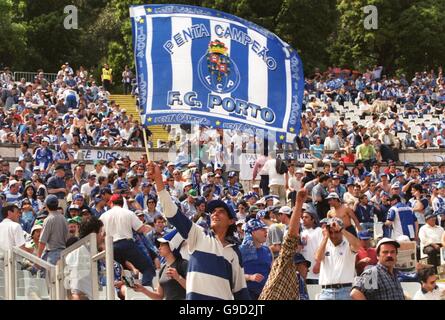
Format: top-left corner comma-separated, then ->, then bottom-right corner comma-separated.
130,4 -> 304,142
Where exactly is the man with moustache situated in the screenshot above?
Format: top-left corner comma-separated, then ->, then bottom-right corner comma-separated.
350,238 -> 405,300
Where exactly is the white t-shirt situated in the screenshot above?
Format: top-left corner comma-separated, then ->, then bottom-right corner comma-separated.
419,224 -> 444,258
0,218 -> 26,252
263,159 -> 285,187
300,227 -> 323,280
99,206 -> 143,242
319,238 -> 357,286
413,287 -> 443,300
80,183 -> 97,198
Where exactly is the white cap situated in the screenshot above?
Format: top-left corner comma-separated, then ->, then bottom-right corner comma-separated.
278,206 -> 292,215
188,162 -> 197,168
9,180 -> 19,187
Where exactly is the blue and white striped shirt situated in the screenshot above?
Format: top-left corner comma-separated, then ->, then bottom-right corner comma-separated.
387,202 -> 417,240
158,189 -> 250,300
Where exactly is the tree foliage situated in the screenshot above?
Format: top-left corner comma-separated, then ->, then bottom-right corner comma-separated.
2,0 -> 445,79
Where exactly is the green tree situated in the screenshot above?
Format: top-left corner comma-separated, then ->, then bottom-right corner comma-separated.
0,0 -> 27,69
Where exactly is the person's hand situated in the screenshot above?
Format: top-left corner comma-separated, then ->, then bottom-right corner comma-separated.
133,283 -> 145,292
146,161 -> 161,179
297,188 -> 308,202
330,221 -> 343,233
432,243 -> 440,250
114,280 -> 123,288
322,225 -> 329,238
312,262 -> 320,274
166,267 -> 180,280
360,257 -> 372,264
250,273 -> 264,283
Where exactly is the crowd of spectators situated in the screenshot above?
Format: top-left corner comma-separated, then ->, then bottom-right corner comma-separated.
0,64 -> 148,151
0,64 -> 445,300
298,66 -> 445,168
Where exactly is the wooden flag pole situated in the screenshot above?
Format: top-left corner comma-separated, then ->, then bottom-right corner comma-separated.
142,125 -> 151,161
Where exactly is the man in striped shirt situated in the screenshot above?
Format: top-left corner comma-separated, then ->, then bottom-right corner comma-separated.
385,194 -> 418,241
149,162 -> 250,300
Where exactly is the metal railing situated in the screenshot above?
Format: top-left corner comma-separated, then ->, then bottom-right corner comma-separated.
13,71 -> 58,84
1,233 -> 114,300
6,247 -> 56,300
56,234 -> 115,300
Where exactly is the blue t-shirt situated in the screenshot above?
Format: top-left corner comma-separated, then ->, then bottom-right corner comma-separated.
310,144 -> 324,159
239,244 -> 272,297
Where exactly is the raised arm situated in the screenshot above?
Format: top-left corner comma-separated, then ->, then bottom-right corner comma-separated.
288,188 -> 306,237
147,161 -> 201,250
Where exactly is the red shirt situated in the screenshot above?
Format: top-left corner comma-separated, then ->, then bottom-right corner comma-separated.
355,246 -> 378,275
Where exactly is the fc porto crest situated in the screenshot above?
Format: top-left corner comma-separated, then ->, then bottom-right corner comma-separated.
198,39 -> 240,94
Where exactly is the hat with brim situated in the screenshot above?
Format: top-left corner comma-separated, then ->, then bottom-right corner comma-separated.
304,164 -> 313,172
293,253 -> 311,268
326,192 -> 340,200
30,224 -> 43,235
376,238 -> 400,252
207,199 -> 236,219
424,212 -> 437,221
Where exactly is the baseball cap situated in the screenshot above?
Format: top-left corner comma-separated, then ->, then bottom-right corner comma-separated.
45,195 -> 59,208
293,253 -> 311,267
424,211 -> 437,221
391,182 -> 401,189
302,203 -> 317,215
73,194 -> 84,201
278,206 -> 292,215
228,171 -> 236,178
109,194 -> 123,203
326,192 -> 340,200
8,180 -> 19,187
188,189 -> 198,198
167,162 -> 175,167
69,204 -> 80,211
256,210 -> 266,219
249,205 -> 259,213
357,230 -> 372,240
243,218 -> 267,234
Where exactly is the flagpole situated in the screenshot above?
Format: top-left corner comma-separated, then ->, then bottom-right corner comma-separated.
142,125 -> 151,161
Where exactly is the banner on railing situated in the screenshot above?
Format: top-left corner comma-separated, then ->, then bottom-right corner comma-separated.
130,4 -> 304,142
81,149 -> 129,161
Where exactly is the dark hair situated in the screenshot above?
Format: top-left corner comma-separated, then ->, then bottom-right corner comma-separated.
22,184 -> 37,201
412,184 -> 422,192
153,215 -> 166,223
98,176 -> 107,185
2,203 -> 18,218
417,266 -> 436,283
118,168 -> 126,177
319,174 -> 330,183
79,216 -> 104,239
